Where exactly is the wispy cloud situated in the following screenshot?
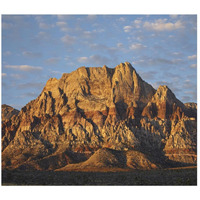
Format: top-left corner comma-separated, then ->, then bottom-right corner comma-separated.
61,35 -> 76,45
45,57 -> 60,65
133,19 -> 142,28
10,74 -> 25,79
33,31 -> 50,42
133,56 -> 184,67
77,57 -> 88,63
188,54 -> 197,60
22,51 -> 42,58
123,25 -> 132,32
2,73 -> 7,77
50,70 -> 63,76
189,64 -> 197,68
35,16 -> 53,29
39,22 -> 51,29
4,65 -> 43,72
56,21 -> 67,27
152,80 -> 181,95
124,18 -> 185,33
129,43 -> 147,50
117,43 -> 123,48
143,19 -> 184,31
184,90 -> 197,101
20,92 -> 38,98
56,21 -> 70,32
77,55 -> 110,66
183,80 -> 196,89
139,71 -> 157,80
181,95 -> 192,102
3,51 -> 12,56
2,22 -> 14,29
18,82 -> 44,89
118,17 -> 126,22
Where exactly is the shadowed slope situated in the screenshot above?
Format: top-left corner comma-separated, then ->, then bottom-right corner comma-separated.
57,148 -> 158,171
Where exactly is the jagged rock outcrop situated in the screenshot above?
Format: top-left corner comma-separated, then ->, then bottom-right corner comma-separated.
1,62 -> 197,171
142,85 -> 185,120
1,104 -> 19,122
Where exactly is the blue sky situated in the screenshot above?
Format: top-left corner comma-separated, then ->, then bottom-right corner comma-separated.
1,15 -> 197,110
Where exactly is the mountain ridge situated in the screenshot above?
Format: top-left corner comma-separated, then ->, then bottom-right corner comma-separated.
1,62 -> 197,171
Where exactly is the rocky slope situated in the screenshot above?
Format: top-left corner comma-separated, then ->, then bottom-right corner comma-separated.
1,62 -> 197,171
1,104 -> 19,122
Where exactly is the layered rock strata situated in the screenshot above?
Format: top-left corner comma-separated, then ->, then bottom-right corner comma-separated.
1,62 -> 197,170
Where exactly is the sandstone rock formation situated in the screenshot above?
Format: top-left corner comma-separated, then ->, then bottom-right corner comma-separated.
1,104 -> 19,122
1,62 -> 197,171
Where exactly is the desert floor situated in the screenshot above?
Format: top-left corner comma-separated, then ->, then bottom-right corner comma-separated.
2,166 -> 197,185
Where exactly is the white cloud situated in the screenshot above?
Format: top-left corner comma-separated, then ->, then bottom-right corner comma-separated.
61,35 -> 76,45
172,52 -> 182,56
134,19 -> 142,28
188,54 -> 197,60
117,43 -> 123,48
56,21 -> 69,32
56,21 -> 67,27
143,19 -> 184,31
134,19 -> 142,24
123,26 -> 132,32
129,43 -> 146,50
123,18 -> 184,34
189,64 -> 197,68
35,16 -> 52,29
83,31 -> 95,39
4,65 -> 43,72
78,57 -> 88,63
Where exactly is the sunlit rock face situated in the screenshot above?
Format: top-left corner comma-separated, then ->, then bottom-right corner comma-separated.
1,62 -> 197,170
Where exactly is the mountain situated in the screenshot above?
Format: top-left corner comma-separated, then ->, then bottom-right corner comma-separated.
1,62 -> 197,171
1,104 -> 19,122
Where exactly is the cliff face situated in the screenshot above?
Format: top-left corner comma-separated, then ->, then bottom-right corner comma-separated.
1,62 -> 197,171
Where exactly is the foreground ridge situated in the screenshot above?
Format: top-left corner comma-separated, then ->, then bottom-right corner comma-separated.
2,62 -> 197,171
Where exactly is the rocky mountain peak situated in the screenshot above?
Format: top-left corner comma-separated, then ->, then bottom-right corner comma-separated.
1,62 -> 197,171
152,85 -> 177,103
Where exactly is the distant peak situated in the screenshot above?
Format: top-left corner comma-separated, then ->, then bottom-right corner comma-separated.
153,85 -> 178,103
124,61 -> 132,66
115,62 -> 135,72
157,85 -> 170,91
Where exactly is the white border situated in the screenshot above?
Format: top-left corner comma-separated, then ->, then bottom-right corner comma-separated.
0,0 -> 199,200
